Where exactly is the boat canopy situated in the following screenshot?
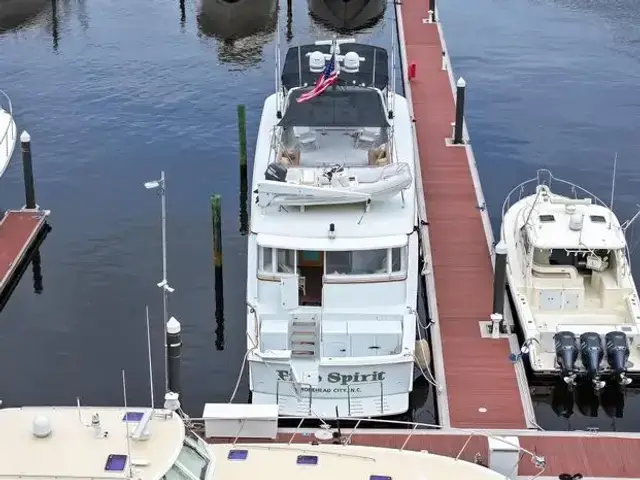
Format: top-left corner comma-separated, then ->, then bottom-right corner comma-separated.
281,43 -> 389,90
278,88 -> 389,128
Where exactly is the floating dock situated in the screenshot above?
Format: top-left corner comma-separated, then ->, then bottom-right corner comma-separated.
397,2 -> 533,429
0,209 -> 48,300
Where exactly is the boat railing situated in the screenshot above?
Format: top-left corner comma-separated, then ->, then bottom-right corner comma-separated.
188,414 -> 547,475
501,168 -> 609,221
275,379 -> 386,418
0,89 -> 16,160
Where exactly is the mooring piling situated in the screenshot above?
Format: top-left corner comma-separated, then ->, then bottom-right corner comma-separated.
211,194 -> 225,350
491,241 -> 508,336
20,131 -> 37,210
453,77 -> 466,145
237,105 -> 249,236
166,316 -> 182,396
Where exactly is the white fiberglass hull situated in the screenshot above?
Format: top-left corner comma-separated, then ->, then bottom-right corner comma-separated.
0,107 -> 17,178
249,356 -> 413,418
502,184 -> 640,386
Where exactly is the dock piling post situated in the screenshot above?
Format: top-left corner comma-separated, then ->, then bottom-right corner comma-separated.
32,250 -> 43,294
20,131 -> 37,210
491,241 -> 508,335
428,0 -> 436,21
237,105 -> 249,236
166,316 -> 182,396
286,0 -> 293,41
211,194 -> 225,350
441,51 -> 446,71
453,78 -> 466,145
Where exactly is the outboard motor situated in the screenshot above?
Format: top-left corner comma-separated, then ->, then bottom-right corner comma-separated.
554,331 -> 579,385
265,162 -> 288,182
580,332 -> 605,390
605,331 -> 632,386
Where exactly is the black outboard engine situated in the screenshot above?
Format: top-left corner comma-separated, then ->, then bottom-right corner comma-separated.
265,162 -> 288,182
554,331 -> 578,385
580,332 -> 605,390
605,331 -> 631,386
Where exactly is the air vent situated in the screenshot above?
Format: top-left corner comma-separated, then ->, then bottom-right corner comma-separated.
590,215 -> 606,223
297,455 -> 318,465
228,450 -> 248,461
122,412 -> 145,422
539,214 -> 555,223
105,454 -> 127,472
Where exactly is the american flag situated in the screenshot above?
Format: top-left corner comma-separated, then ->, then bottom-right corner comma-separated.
296,53 -> 339,103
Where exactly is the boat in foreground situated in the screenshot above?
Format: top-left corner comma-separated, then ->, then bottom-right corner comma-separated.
0,89 -> 17,178
246,36 -> 419,418
501,169 -> 640,389
0,397 -> 541,480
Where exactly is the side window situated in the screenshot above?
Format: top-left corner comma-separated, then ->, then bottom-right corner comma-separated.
521,227 -> 530,253
277,249 -> 296,273
391,247 -> 405,273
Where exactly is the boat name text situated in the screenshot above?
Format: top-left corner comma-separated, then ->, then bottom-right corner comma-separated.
275,370 -> 386,385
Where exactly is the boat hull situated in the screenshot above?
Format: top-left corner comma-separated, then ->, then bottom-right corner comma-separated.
0,106 -> 17,178
308,0 -> 386,33
248,356 -> 413,418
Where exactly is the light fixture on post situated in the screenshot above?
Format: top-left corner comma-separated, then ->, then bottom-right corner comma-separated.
144,170 -> 175,393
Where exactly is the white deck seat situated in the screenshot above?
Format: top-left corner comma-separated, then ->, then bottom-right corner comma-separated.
293,126 -> 318,149
356,127 -> 381,147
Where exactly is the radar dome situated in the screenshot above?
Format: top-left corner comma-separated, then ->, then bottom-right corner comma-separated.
309,51 -> 326,72
32,415 -> 52,438
343,51 -> 360,73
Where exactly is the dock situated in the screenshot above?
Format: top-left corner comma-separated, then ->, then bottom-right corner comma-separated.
397,2 -> 533,429
0,209 -> 48,301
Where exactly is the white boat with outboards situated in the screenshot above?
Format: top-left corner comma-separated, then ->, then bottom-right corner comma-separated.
246,35 -> 419,418
0,90 -> 17,178
501,169 -> 640,390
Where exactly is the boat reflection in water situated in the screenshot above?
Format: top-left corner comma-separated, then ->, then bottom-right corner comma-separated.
197,0 -> 278,67
307,0 -> 386,34
538,379 -> 626,421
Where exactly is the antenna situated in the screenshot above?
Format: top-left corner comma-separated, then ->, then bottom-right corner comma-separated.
122,370 -> 134,479
76,397 -> 88,426
390,4 -> 396,112
609,152 -> 618,229
145,305 -> 155,410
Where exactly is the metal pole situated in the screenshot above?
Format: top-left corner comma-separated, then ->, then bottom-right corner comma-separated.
160,170 -> 169,392
453,77 -> 466,145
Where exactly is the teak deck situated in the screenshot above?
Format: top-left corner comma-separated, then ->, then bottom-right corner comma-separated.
208,431 -> 640,478
397,4 -> 526,428
0,210 -> 48,296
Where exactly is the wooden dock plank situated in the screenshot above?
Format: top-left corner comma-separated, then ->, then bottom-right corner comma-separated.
398,2 -> 526,429
0,210 -> 47,294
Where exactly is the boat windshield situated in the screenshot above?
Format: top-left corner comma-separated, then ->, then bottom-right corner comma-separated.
278,88 -> 389,128
163,436 -> 211,480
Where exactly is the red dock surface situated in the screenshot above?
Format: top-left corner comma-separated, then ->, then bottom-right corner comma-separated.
208,431 -> 640,477
398,4 -> 526,428
0,210 -> 48,295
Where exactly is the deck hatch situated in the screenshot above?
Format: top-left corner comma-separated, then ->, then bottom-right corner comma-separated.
105,454 -> 127,471
370,476 -> 392,480
297,455 -> 318,465
122,411 -> 145,422
538,214 -> 555,223
590,215 -> 606,223
228,449 -> 248,460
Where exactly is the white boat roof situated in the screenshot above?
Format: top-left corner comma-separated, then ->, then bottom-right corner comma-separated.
251,94 -> 416,242
518,195 -> 627,250
0,406 -> 185,480
207,443 -> 507,480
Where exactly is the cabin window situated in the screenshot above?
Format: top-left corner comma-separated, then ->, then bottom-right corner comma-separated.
325,247 -> 407,281
259,247 -> 274,273
277,249 -> 296,273
590,215 -> 606,223
163,438 -> 210,480
258,246 -> 297,277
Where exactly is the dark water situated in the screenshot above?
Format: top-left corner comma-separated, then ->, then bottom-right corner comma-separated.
1,0 -> 639,432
